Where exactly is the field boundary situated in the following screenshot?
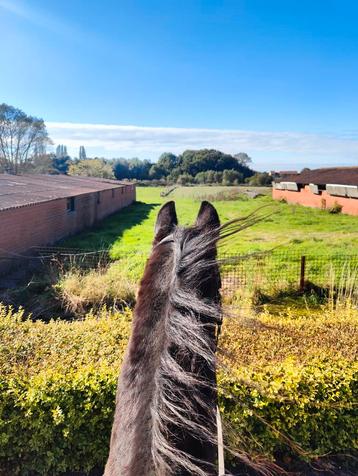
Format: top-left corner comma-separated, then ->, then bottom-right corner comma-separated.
25,246 -> 358,294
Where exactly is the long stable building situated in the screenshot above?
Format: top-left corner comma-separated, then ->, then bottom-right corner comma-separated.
0,174 -> 135,274
272,167 -> 358,216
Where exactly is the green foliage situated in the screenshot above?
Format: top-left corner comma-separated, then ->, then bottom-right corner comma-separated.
52,155 -> 71,174
0,103 -> 50,174
68,158 -> 114,179
222,169 -> 243,185
0,369 -> 117,475
178,149 -> 253,178
194,169 -> 244,185
248,172 -> 272,186
149,152 -> 179,179
29,154 -> 58,175
113,157 -> 152,180
220,359 -> 358,458
111,149 -> 254,182
176,173 -> 194,185
234,152 -> 252,167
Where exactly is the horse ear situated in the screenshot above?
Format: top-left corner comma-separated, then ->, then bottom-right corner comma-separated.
154,201 -> 178,242
196,201 -> 220,229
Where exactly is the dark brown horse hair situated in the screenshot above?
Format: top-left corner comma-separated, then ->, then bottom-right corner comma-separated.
105,202 -> 276,476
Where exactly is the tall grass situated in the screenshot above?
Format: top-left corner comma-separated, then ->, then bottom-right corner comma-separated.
55,262 -> 137,315
327,261 -> 358,312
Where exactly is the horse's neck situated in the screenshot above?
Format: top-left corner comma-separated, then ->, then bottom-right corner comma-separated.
105,255 -> 172,475
105,249 -> 219,476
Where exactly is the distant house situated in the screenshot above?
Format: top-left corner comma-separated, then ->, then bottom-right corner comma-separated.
0,174 -> 136,274
272,167 -> 358,216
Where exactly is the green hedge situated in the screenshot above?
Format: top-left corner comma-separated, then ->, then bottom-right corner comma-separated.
220,359 -> 358,458
0,305 -> 357,474
0,362 -> 356,475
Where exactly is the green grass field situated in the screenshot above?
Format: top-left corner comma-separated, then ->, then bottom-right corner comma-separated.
63,186 -> 358,259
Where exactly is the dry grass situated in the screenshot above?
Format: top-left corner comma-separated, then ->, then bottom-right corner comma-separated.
55,262 -> 137,315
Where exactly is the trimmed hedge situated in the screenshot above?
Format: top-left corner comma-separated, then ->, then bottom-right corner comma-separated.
0,368 -> 117,475
220,359 -> 358,458
0,304 -> 357,474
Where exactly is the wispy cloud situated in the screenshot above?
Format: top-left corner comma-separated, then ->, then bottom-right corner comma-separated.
46,121 -> 358,169
0,0 -> 97,46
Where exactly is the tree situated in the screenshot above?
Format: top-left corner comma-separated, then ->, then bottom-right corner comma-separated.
156,152 -> 178,175
79,146 -> 87,161
222,169 -> 243,185
113,158 -> 151,180
167,167 -> 181,183
176,173 -> 194,185
248,172 -> 272,186
53,156 -> 71,174
195,170 -> 217,184
178,149 -> 254,179
0,103 -> 50,174
148,164 -> 164,180
113,159 -> 130,180
30,154 -> 57,174
234,152 -> 252,167
56,144 -> 68,158
68,158 -> 114,179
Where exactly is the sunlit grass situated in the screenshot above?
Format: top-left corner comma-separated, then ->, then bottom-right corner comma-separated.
61,186 -> 358,259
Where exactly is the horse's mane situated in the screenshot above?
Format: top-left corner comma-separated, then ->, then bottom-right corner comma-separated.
145,205 -> 273,475
106,202 -> 277,476
148,225 -> 222,475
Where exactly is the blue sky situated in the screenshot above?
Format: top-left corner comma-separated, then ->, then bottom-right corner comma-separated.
1,0 -> 358,170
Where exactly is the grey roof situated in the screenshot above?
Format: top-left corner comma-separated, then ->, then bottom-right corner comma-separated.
0,174 -> 130,211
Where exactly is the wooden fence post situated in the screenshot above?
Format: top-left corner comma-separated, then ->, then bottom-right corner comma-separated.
300,255 -> 306,291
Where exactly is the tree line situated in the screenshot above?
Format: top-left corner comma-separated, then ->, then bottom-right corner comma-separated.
0,103 -> 272,186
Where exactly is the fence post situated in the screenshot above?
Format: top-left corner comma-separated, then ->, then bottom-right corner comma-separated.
300,255 -> 306,291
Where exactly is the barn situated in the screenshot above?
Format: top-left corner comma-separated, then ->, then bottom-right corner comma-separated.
272,167 -> 358,216
0,174 -> 136,274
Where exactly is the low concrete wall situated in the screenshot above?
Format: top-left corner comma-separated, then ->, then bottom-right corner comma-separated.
272,185 -> 358,216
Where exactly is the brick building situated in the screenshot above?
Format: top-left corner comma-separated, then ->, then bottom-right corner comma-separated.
272,167 -> 358,216
0,174 -> 136,274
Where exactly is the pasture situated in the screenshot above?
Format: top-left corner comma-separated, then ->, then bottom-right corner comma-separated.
63,186 -> 358,257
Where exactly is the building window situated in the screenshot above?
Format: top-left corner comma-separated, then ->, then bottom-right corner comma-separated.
97,192 -> 101,204
67,197 -> 75,212
112,189 -> 115,198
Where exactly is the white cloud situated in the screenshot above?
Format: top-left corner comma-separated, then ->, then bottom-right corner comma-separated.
46,121 -> 358,169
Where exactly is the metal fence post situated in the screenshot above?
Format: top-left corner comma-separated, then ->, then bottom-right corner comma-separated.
300,255 -> 306,291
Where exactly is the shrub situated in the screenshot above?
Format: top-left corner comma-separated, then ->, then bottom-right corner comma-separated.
0,368 -> 118,475
0,304 -> 357,474
176,173 -> 194,185
328,201 -> 343,214
220,359 -> 357,458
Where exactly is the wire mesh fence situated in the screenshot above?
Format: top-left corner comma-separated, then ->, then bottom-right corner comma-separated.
1,246 -> 358,295
220,251 -> 358,294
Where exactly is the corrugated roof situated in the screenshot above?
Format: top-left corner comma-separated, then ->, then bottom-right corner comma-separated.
0,174 -> 130,211
275,167 -> 358,186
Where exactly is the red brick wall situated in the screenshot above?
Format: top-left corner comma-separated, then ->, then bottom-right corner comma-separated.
272,185 -> 358,216
0,184 -> 135,273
